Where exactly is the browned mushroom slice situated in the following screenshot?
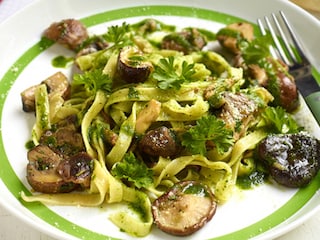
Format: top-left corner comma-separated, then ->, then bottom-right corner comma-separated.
139,126 -> 180,158
43,19 -> 88,51
247,64 -> 268,86
21,84 -> 39,112
276,71 -> 299,112
26,145 -> 76,193
152,181 -> 217,236
219,92 -> 259,140
161,28 -> 207,54
117,46 -> 153,83
57,152 -> 93,188
216,22 -> 254,54
20,72 -> 70,112
257,133 -> 320,188
265,59 -> 299,112
40,126 -> 84,156
76,36 -> 109,58
42,71 -> 71,100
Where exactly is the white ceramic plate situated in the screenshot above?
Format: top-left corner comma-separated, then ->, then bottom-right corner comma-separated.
1,0 -> 320,239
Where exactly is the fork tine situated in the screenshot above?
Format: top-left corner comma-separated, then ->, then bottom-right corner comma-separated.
258,11 -> 310,67
279,11 -> 309,64
257,18 -> 278,59
271,13 -> 298,64
263,15 -> 291,65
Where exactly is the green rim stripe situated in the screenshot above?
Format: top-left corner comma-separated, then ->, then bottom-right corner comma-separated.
80,5 -> 247,27
212,172 -> 320,240
0,5 -> 319,240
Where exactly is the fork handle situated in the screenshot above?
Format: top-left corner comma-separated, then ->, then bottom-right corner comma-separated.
305,92 -> 320,126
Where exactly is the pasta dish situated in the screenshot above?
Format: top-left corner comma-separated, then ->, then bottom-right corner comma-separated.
20,18 -> 320,237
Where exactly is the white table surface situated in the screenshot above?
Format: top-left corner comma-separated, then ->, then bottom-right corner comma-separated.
0,0 -> 320,239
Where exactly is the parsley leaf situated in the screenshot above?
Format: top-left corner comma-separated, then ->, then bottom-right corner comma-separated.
181,115 -> 234,155
260,106 -> 302,134
238,35 -> 272,65
153,56 -> 195,90
103,22 -> 132,49
73,68 -> 112,96
111,152 -> 154,189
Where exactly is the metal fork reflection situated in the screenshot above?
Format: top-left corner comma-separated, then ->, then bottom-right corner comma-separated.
257,11 -> 320,125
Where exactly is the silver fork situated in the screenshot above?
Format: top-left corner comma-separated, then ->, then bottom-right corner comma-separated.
257,11 -> 320,126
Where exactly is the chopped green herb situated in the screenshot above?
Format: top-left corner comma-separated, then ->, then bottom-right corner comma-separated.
236,170 -> 266,189
111,152 -> 153,189
238,35 -> 272,64
73,68 -> 112,96
103,22 -> 132,49
52,55 -> 74,68
153,56 -> 195,90
181,115 -> 234,155
260,106 -> 302,134
128,87 -> 140,99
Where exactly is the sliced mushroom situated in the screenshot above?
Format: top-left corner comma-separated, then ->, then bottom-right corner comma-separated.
117,46 -> 153,83
247,64 -> 268,86
38,114 -> 84,156
161,28 -> 207,54
20,85 -> 39,112
276,70 -> 299,112
262,59 -> 299,112
139,126 -> 180,158
219,92 -> 259,140
20,72 -> 70,112
43,19 -> 88,51
152,181 -> 217,236
26,145 -> 76,193
42,71 -> 71,100
228,22 -> 254,41
40,126 -> 84,156
76,35 -> 109,58
216,22 -> 254,54
57,152 -> 93,188
257,132 -> 320,187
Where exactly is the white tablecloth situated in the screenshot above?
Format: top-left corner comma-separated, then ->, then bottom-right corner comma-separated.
0,0 -> 319,239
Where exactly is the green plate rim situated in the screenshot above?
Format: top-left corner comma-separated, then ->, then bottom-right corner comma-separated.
0,5 -> 319,240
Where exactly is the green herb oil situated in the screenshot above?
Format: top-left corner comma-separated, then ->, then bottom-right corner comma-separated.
52,56 -> 73,68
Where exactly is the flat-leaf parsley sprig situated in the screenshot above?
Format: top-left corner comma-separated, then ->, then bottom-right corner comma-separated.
73,68 -> 112,96
103,22 -> 132,49
181,115 -> 234,155
111,152 -> 154,189
153,56 -> 196,90
259,106 -> 302,134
